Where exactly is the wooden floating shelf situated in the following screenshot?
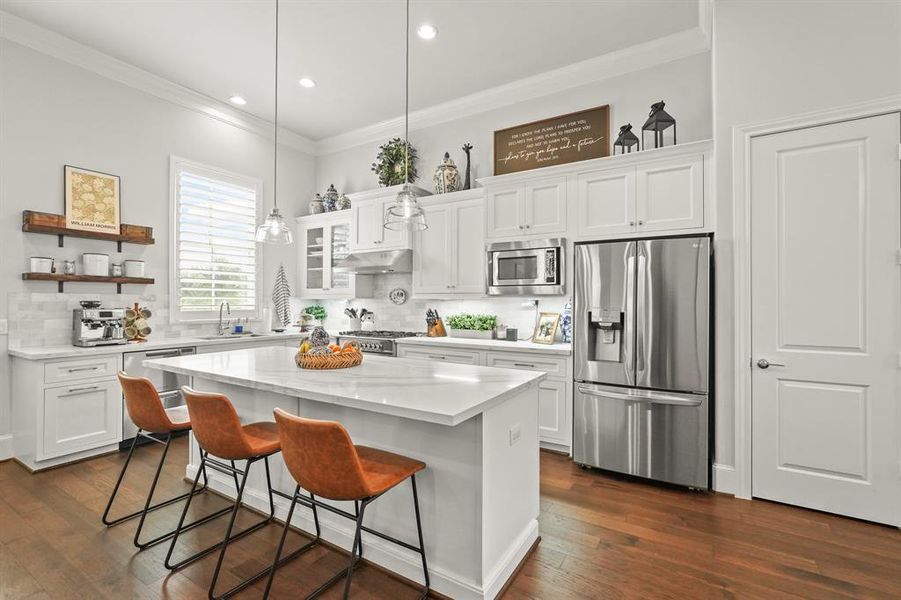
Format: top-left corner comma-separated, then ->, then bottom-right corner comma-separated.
22,211 -> 155,251
22,272 -> 155,294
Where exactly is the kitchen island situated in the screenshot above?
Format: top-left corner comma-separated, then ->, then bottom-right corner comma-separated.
144,345 -> 543,600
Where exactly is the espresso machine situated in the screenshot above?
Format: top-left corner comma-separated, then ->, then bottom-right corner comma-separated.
73,307 -> 127,347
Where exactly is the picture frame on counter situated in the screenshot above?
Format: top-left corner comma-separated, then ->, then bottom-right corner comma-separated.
533,312 -> 560,344
64,165 -> 121,234
493,105 -> 610,176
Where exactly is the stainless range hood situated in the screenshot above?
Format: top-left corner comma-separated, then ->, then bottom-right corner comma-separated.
333,249 -> 412,274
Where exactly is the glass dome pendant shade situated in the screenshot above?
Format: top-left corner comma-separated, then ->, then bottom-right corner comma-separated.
256,206 -> 294,244
383,0 -> 427,232
255,0 -> 294,245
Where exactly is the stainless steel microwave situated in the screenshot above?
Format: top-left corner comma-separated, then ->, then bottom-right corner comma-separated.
487,238 -> 565,295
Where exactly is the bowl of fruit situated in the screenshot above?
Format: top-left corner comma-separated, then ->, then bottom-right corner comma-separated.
295,326 -> 362,370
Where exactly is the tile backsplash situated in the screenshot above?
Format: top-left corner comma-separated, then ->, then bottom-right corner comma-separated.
7,275 -> 569,348
304,274 -> 570,340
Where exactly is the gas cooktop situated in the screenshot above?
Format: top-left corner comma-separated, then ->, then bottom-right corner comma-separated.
338,330 -> 422,339
336,330 -> 423,355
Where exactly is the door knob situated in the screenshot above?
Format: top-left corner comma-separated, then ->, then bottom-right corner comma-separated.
756,358 -> 785,369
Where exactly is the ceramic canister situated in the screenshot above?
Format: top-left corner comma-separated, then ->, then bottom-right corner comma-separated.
124,260 -> 145,278
82,253 -> 110,276
29,257 -> 53,273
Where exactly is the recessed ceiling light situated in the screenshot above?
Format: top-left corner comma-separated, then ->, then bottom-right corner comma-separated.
417,24 -> 438,40
228,95 -> 247,106
298,77 -> 316,88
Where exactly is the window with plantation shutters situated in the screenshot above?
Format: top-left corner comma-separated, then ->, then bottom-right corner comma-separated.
170,157 -> 262,322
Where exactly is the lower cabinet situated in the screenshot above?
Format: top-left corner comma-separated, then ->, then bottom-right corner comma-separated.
397,344 -> 573,450
41,378 -> 120,460
536,379 -> 569,446
396,346 -> 482,365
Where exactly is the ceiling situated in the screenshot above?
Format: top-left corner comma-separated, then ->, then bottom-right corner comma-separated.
1,0 -> 700,141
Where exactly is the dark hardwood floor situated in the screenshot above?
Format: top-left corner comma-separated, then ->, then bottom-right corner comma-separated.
1,438 -> 899,599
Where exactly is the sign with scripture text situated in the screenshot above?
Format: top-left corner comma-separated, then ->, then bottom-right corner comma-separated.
493,105 -> 610,175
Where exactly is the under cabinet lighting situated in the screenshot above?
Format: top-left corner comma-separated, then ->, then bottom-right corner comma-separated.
298,77 -> 316,88
417,24 -> 438,40
228,95 -> 247,106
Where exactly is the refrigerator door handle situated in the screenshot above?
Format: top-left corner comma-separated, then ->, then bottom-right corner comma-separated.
635,240 -> 649,378
622,241 -> 636,385
577,385 -> 703,407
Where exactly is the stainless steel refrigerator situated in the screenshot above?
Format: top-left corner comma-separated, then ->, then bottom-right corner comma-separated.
573,235 -> 712,488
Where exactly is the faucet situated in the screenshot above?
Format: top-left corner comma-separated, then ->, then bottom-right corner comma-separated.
218,301 -> 231,335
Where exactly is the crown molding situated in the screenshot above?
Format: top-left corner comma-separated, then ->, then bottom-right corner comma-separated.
0,10 -> 317,155
315,25 -> 711,156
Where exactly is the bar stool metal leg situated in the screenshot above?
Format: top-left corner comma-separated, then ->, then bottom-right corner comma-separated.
342,499 -> 369,599
411,474 -> 430,598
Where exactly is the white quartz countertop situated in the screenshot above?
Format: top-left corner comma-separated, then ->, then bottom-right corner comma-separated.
394,336 -> 572,356
7,332 -> 306,360
144,346 -> 545,426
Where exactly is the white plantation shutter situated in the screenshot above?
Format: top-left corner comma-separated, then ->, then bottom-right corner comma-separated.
171,158 -> 262,320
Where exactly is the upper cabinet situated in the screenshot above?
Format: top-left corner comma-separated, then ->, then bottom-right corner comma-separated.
486,178 -> 566,240
479,141 -> 711,242
349,184 -> 430,251
297,212 -> 372,299
413,190 -> 486,297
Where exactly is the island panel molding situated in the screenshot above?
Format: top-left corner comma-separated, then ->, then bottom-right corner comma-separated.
494,105 -> 610,176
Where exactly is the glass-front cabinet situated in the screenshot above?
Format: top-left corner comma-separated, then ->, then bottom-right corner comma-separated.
298,212 -> 372,299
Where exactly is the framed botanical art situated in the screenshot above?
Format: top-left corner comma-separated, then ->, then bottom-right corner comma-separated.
533,312 -> 560,344
64,165 -> 121,234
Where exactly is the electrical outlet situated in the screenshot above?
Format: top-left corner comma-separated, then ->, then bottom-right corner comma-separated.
509,423 -> 521,446
0,319 -> 7,335
521,299 -> 539,308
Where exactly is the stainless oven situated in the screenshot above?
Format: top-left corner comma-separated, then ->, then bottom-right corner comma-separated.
487,238 -> 564,295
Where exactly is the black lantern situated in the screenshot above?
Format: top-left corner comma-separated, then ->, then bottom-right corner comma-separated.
613,124 -> 640,155
641,101 -> 676,149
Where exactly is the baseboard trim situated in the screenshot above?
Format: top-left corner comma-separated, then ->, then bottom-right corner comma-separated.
0,434 -> 13,462
189,466 -> 529,600
713,463 -> 737,495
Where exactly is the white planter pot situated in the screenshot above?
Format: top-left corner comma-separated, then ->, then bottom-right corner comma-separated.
448,329 -> 493,340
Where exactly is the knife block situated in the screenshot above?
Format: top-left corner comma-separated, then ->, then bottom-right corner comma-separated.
427,319 -> 447,337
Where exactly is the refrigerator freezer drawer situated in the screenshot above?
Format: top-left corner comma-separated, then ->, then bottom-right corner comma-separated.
573,383 -> 709,488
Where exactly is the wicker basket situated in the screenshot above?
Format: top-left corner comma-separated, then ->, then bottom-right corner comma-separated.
295,343 -> 363,370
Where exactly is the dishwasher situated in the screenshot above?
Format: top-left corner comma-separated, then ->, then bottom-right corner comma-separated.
121,346 -> 196,448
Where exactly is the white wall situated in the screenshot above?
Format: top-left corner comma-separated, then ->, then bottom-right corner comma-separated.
712,0 -> 901,469
315,52 -> 712,194
0,39 -> 316,442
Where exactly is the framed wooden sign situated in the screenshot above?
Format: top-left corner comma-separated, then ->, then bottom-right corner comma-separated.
493,105 -> 610,176
64,165 -> 121,234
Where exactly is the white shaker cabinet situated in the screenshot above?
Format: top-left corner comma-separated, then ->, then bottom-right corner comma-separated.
635,154 -> 704,232
348,184 -> 430,252
486,178 -> 566,239
576,167 -> 637,237
413,191 -> 486,296
41,379 -> 121,460
576,154 -> 705,238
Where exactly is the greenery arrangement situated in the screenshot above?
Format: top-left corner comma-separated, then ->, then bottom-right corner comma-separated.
303,305 -> 327,322
446,313 -> 497,331
371,137 -> 418,186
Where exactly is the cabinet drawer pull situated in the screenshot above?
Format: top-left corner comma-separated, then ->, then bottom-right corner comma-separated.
513,362 -> 536,368
63,385 -> 100,396
428,355 -> 446,360
67,365 -> 101,372
145,350 -> 181,358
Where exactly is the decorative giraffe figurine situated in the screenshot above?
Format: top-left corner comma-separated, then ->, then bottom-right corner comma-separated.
461,143 -> 473,190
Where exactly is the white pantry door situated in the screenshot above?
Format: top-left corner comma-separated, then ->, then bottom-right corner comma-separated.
751,113 -> 901,525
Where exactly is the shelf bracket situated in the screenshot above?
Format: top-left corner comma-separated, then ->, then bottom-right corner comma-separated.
116,283 -> 122,294
58,281 -> 64,293
58,234 -> 64,248
117,241 -> 123,253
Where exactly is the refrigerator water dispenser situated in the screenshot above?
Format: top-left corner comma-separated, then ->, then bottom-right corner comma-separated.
590,307 -> 623,362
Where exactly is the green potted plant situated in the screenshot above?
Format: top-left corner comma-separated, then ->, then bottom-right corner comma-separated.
446,313 -> 497,340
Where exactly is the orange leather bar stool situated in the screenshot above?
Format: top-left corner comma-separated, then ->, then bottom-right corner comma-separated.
166,387 -> 320,600
264,409 -> 430,600
103,372 -> 232,550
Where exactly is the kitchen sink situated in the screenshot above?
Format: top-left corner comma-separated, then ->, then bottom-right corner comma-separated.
198,333 -> 267,340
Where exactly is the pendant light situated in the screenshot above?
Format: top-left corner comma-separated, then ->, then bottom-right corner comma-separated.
256,0 -> 294,244
384,0 -> 427,231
